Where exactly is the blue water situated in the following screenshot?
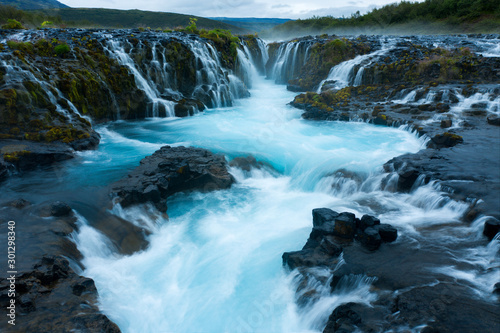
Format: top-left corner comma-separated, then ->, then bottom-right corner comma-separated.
67,75 -> 432,333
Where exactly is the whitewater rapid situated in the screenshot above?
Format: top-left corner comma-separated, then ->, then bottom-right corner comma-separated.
67,74 -> 439,332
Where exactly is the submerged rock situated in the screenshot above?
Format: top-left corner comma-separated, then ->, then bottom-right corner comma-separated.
483,218 -> 500,241
111,146 -> 234,212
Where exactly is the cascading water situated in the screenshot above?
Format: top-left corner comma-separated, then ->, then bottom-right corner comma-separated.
316,40 -> 393,93
44,49 -> 494,332
2,32 -> 498,332
268,40 -> 313,84
106,40 -> 176,117
0,58 -> 89,123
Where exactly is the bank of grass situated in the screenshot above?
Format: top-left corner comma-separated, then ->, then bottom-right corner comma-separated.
262,0 -> 500,39
0,5 -> 250,34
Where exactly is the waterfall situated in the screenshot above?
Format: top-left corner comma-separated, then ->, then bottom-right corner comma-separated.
0,58 -> 90,123
105,39 -> 176,117
268,40 -> 313,84
316,44 -> 393,93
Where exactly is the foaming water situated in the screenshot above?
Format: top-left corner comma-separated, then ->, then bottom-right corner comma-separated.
70,75 -> 494,332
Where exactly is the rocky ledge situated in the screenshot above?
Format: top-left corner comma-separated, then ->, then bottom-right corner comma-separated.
283,208 -> 397,270
0,199 -> 145,332
111,146 -> 235,212
283,208 -> 500,333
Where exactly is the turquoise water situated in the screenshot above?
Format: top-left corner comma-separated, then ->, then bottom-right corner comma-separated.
70,76 -> 427,332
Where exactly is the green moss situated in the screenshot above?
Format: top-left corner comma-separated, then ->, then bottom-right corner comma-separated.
54,43 -> 70,56
6,40 -> 33,53
3,150 -> 31,163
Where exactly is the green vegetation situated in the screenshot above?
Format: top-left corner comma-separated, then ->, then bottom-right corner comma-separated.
44,8 -> 249,33
177,18 -> 242,67
0,4 -> 62,28
264,0 -> 500,38
1,17 -> 23,28
0,5 -> 251,33
54,43 -> 70,56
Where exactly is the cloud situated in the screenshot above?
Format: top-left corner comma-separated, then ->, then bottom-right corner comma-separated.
271,4 -> 291,9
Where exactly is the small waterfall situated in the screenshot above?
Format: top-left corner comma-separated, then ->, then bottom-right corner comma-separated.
256,38 -> 269,71
105,40 -> 176,117
268,40 -> 313,84
0,58 -> 89,123
316,45 -> 392,93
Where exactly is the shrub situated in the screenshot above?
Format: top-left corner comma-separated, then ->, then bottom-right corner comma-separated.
1,19 -> 24,29
54,43 -> 70,56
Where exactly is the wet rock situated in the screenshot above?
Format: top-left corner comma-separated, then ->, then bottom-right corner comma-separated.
397,169 -> 421,192
376,223 -> 398,243
483,218 -> 500,240
287,84 -> 305,92
358,214 -> 380,230
428,132 -> 464,149
111,146 -> 234,212
229,155 -> 273,172
487,116 -> 500,126
50,201 -> 72,217
494,282 -> 500,295
174,99 -> 205,117
4,198 -> 31,209
333,212 -> 357,239
355,227 -> 382,250
312,208 -> 339,234
68,130 -> 101,151
440,119 -> 452,128
72,277 -> 97,296
0,140 -> 74,172
0,255 -> 118,332
0,160 -> 9,182
323,303 -> 362,333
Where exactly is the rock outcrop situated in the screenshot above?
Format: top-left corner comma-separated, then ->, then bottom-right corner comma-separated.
111,146 -> 235,212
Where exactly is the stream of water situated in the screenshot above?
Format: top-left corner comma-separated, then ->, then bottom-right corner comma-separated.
65,74 -> 433,332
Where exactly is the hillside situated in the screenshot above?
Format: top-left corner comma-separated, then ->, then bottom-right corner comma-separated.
262,0 -> 500,39
208,17 -> 291,33
45,8 -> 250,32
0,0 -> 67,10
0,6 -> 251,33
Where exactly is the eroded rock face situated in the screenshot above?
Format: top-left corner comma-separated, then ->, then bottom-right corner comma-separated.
0,256 -> 120,333
111,146 -> 235,212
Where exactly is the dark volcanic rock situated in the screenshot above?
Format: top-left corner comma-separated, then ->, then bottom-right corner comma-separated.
50,201 -> 73,217
358,214 -> 380,230
428,132 -> 464,149
487,116 -> 500,126
0,256 -> 120,333
111,146 -> 235,212
333,212 -> 357,239
312,208 -> 340,234
323,302 -> 362,333
376,223 -> 398,243
483,218 -> 500,240
355,226 -> 382,251
0,140 -> 74,172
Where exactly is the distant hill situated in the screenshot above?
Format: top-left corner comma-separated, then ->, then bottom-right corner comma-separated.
0,0 -> 68,10
0,5 -> 253,34
209,17 -> 291,33
263,0 -> 500,39
45,8 -> 252,33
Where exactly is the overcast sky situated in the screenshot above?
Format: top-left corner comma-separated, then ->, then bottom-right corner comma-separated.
58,0 -> 419,19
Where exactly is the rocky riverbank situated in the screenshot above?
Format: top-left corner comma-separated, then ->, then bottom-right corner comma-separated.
272,34 -> 500,332
0,28 -> 265,183
0,31 -> 498,332
0,144 -> 236,332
